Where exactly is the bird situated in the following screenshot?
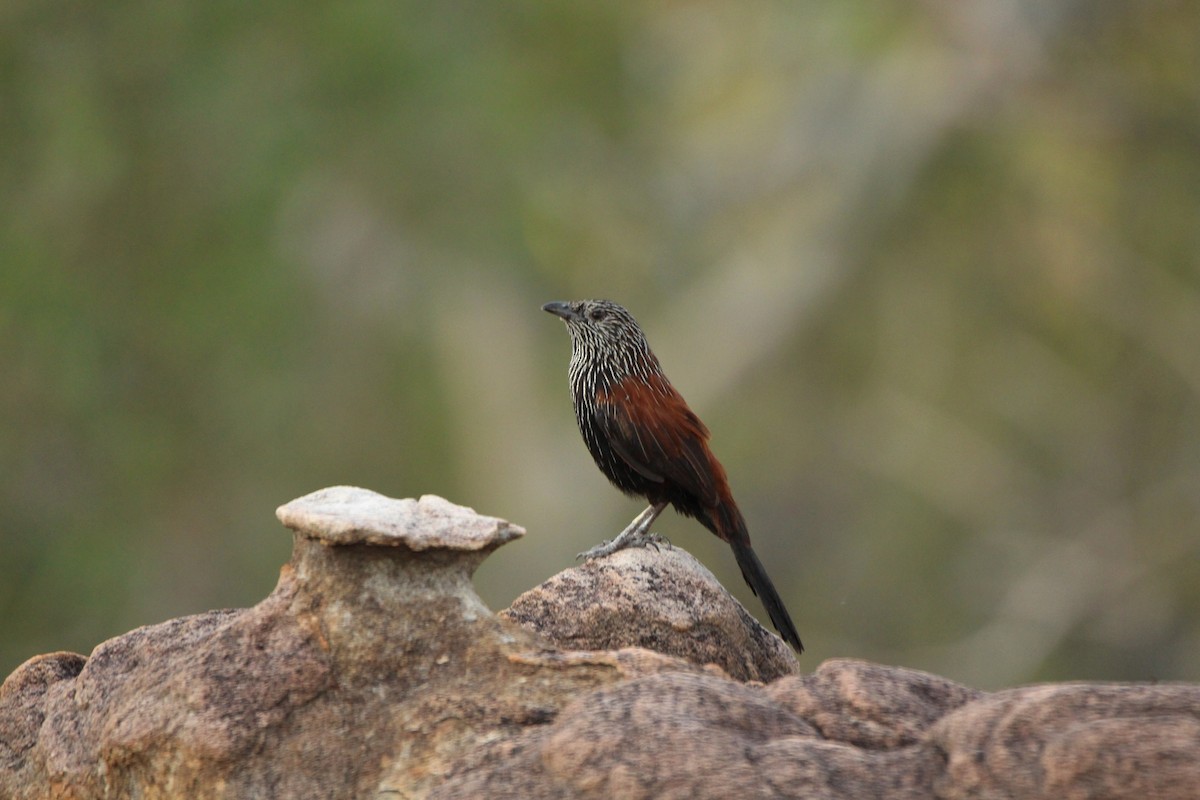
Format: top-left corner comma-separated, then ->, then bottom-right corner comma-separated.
542,298 -> 803,652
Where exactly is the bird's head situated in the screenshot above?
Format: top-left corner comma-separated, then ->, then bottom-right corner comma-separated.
542,299 -> 654,366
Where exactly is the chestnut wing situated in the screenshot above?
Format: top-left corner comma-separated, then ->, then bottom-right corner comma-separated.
593,377 -> 721,507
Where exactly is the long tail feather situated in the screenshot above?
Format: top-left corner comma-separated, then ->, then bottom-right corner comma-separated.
706,503 -> 804,652
731,538 -> 804,652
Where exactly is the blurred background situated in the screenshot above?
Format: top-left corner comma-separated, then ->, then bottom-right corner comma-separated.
2,1 -> 1198,688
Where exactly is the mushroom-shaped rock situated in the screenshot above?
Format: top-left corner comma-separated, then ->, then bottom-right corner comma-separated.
277,487 -> 522,552
502,545 -> 800,682
0,490 -> 604,799
275,488 -> 523,643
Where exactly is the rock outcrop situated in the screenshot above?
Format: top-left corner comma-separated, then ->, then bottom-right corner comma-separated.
502,545 -> 798,683
1,487 -> 1197,799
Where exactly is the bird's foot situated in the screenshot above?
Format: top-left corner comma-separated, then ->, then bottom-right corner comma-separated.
576,503 -> 670,560
576,530 -> 671,560
637,531 -> 671,551
576,534 -> 631,560
576,526 -> 640,560
576,539 -> 616,560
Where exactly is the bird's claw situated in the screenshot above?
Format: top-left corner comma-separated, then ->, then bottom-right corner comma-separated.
576,531 -> 670,561
575,539 -> 613,561
637,532 -> 672,551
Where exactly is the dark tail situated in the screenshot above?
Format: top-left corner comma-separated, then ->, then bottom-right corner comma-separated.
708,503 -> 804,652
731,538 -> 804,652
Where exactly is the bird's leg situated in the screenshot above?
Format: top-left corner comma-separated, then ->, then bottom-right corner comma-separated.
577,501 -> 670,560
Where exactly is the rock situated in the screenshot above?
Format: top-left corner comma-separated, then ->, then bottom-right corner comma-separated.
435,659 -> 1200,800
764,658 -> 983,747
502,545 -> 800,682
929,681 -> 1200,800
432,670 -> 821,800
277,486 -> 521,552
0,490 -> 617,799
2,487 -> 1198,800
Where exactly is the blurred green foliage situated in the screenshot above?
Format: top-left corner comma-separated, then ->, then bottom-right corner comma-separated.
2,1 -> 1197,687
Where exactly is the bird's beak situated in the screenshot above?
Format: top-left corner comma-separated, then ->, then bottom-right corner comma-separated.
542,301 -> 578,322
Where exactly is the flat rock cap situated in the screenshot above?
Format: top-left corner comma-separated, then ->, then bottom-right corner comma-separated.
276,487 -> 524,551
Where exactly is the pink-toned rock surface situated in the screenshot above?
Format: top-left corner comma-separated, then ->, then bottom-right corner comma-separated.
2,487 -> 1196,799
502,544 -> 799,682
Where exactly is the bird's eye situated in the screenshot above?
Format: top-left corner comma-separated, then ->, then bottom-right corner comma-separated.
589,308 -> 606,321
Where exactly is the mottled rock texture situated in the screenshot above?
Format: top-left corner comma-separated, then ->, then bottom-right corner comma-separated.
502,545 -> 799,682
2,487 -> 1197,799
